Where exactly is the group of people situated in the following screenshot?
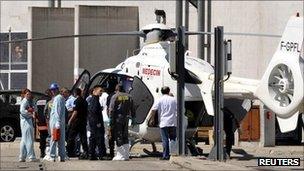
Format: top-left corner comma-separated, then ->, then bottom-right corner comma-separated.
19,82 -> 135,162
20,78 -> 235,162
18,81 -> 238,163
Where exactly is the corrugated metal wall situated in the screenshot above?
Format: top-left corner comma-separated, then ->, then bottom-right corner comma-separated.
78,5 -> 139,74
31,7 -> 74,92
30,6 -> 139,92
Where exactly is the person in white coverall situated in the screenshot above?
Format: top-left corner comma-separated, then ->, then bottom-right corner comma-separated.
47,83 -> 67,162
19,89 -> 39,162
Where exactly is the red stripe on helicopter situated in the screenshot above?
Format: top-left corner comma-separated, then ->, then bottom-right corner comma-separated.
142,68 -> 161,76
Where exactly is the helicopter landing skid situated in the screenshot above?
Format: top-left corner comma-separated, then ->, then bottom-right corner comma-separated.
143,142 -> 162,157
130,139 -> 163,157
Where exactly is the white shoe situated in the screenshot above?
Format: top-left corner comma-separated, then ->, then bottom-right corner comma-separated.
122,144 -> 130,160
19,158 -> 25,162
112,156 -> 128,161
29,158 -> 40,162
113,145 -> 129,161
113,146 -> 124,161
43,156 -> 55,162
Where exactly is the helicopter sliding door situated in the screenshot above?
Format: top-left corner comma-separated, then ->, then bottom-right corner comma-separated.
129,76 -> 154,124
71,70 -> 91,97
88,73 -> 153,124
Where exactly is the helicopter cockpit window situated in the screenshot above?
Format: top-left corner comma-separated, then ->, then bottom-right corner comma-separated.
144,30 -> 161,44
144,29 -> 175,44
161,30 -> 176,42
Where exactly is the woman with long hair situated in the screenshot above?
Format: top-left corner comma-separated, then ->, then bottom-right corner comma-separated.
19,88 -> 39,162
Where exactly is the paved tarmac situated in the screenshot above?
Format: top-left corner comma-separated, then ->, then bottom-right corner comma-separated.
0,139 -> 303,170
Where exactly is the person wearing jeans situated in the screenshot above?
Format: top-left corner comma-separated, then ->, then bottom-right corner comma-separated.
151,86 -> 177,160
160,127 -> 176,159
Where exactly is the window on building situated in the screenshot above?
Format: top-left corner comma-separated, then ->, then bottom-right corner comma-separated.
0,32 -> 27,90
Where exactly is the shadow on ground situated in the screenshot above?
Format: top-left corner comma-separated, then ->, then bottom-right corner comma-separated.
199,148 -> 261,161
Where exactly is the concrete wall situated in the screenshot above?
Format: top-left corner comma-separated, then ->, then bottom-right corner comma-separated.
210,1 -> 303,79
77,5 -> 139,74
30,7 -> 74,92
29,6 -> 139,92
0,1 -> 49,32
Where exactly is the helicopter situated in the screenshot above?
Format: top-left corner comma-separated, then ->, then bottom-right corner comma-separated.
68,12 -> 303,154
1,10 -> 303,155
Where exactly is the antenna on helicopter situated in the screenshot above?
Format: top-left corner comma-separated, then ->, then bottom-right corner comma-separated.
155,9 -> 166,24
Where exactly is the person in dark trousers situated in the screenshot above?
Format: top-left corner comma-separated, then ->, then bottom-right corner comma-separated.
223,107 -> 240,158
151,86 -> 177,160
38,89 -> 53,158
61,88 -> 80,156
66,88 -> 89,159
108,84 -> 135,160
106,87 -> 116,159
87,85 -> 106,160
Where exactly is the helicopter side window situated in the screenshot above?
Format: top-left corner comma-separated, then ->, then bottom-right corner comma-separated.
123,77 -> 133,93
105,75 -> 119,93
106,75 -> 133,93
89,73 -> 133,95
89,73 -> 117,94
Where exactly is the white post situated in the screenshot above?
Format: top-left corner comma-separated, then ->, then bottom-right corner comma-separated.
74,5 -> 80,83
27,7 -> 33,90
261,104 -> 275,147
259,103 -> 265,147
8,27 -> 11,90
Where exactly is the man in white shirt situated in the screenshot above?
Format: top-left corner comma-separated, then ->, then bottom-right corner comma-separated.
99,89 -> 109,124
99,87 -> 110,151
151,86 -> 177,160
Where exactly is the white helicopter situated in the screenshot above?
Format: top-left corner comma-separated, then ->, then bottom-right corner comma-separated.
70,12 -> 303,153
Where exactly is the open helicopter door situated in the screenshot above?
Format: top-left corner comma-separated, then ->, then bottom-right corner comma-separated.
71,69 -> 91,98
129,76 -> 154,124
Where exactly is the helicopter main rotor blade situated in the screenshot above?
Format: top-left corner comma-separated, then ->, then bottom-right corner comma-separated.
186,31 -> 281,38
0,31 -> 145,44
0,29 -> 281,44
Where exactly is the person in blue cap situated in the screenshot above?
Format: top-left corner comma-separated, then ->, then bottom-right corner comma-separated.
44,83 -> 67,162
19,88 -> 39,162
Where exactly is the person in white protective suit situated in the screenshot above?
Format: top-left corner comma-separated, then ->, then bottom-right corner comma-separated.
99,87 -> 109,150
19,89 -> 39,162
44,83 -> 67,162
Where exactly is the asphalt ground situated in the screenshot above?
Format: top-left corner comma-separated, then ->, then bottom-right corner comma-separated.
0,139 -> 303,170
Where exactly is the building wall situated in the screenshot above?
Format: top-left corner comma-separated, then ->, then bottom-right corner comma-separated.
77,5 -> 139,74
31,7 -> 74,92
1,1 -> 303,80
210,1 -> 303,79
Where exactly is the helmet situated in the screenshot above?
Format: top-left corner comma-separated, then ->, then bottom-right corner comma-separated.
49,83 -> 59,90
